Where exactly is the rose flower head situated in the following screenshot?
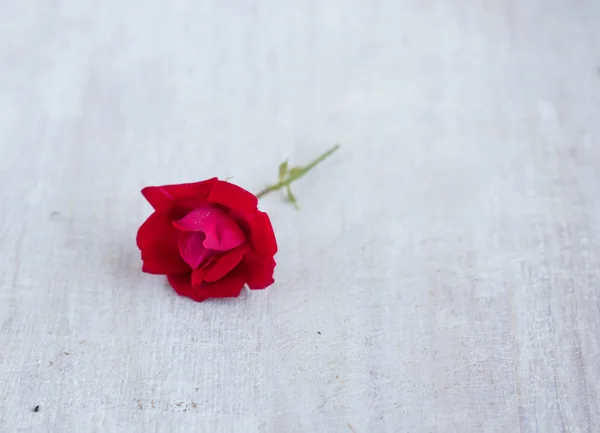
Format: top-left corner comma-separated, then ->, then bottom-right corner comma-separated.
136,178 -> 277,302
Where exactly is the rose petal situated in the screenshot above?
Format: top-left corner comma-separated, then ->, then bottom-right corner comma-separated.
191,266 -> 207,288
142,178 -> 218,210
172,207 -> 214,231
244,253 -> 276,290
178,232 -> 213,269
195,266 -> 248,299
203,245 -> 249,283
207,180 -> 258,213
167,273 -> 209,302
142,255 -> 190,275
173,207 -> 246,251
249,211 -> 278,255
136,211 -> 175,250
137,211 -> 189,274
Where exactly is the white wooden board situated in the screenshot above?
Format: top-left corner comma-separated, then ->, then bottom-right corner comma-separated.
1,1 -> 599,432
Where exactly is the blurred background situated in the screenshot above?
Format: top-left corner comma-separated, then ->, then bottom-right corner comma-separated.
1,1 -> 599,432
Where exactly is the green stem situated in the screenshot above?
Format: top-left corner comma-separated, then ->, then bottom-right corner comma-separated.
256,144 -> 340,199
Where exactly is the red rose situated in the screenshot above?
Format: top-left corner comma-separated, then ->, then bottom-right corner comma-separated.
136,178 -> 277,302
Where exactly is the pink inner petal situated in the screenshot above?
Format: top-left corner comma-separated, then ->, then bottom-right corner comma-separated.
178,232 -> 212,269
173,206 -> 246,251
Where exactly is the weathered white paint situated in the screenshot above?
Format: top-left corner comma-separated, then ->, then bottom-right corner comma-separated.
0,1 -> 599,432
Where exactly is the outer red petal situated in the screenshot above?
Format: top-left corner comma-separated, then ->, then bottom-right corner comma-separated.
203,245 -> 249,283
142,255 -> 190,275
141,178 -> 218,210
195,266 -> 248,299
136,211 -> 173,250
137,211 -> 190,275
244,253 -> 276,290
249,211 -> 278,255
167,273 -> 209,302
207,180 -> 258,213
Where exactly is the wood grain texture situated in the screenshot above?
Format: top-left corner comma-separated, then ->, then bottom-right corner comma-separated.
1,1 -> 599,432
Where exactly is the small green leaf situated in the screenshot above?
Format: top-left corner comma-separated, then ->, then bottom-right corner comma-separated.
278,161 -> 289,181
288,167 -> 304,179
286,185 -> 299,209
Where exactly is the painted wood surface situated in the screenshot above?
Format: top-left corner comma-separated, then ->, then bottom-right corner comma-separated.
1,1 -> 599,432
